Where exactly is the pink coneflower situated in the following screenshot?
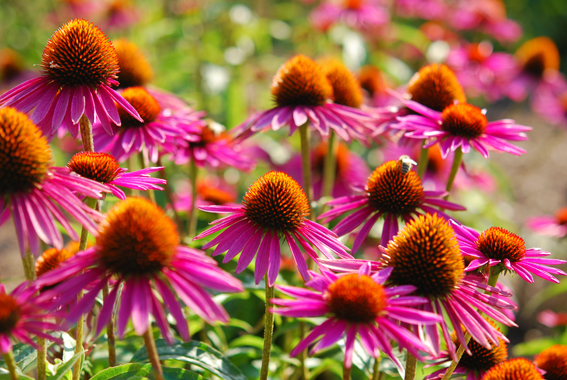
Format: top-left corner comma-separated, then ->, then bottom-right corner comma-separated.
535,345 -> 567,380
318,160 -> 465,250
310,0 -> 389,32
35,197 -> 243,342
527,207 -> 567,238
67,152 -> 166,200
446,41 -> 518,102
173,178 -> 237,213
395,0 -> 447,20
393,102 -> 531,159
0,282 -> 61,354
531,78 -> 567,128
0,19 -> 142,138
0,107 -> 106,257
482,358 -> 544,380
101,0 -> 140,30
271,263 -> 441,370
93,86 -> 201,163
319,214 -> 517,361
195,171 -> 351,286
170,122 -> 255,171
451,221 -> 567,284
538,310 -> 567,328
233,55 -> 373,143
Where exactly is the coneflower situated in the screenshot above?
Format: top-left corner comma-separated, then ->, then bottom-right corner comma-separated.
481,358 -> 544,380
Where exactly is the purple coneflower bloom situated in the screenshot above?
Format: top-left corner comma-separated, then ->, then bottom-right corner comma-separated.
0,282 -> 61,354
310,0 -> 389,33
195,171 -> 352,286
35,197 -> 243,343
271,263 -> 441,370
526,207 -> 567,238
319,160 -> 465,250
0,19 -> 142,138
319,214 -> 517,361
173,177 -> 237,213
451,221 -> 567,284
232,55 -> 373,143
0,107 -> 106,257
67,152 -> 166,200
392,101 -> 531,159
93,86 -> 202,163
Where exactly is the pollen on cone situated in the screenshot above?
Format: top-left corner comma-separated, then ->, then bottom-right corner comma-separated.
441,103 -> 487,139
113,38 -> 153,88
68,152 -> 121,183
482,358 -> 544,380
407,63 -> 466,112
321,59 -> 363,108
118,87 -> 161,128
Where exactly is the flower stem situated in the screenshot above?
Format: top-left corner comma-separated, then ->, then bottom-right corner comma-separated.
102,282 -> 116,367
404,352 -> 417,380
2,350 -> 19,380
142,328 -> 164,380
157,157 -> 183,237
372,356 -> 382,380
260,274 -> 275,380
79,115 -> 94,152
138,154 -> 156,203
416,141 -> 429,179
21,251 -> 36,281
444,149 -> 463,200
343,361 -> 351,380
321,131 -> 337,213
187,161 -> 199,237
299,122 -> 314,221
298,321 -> 309,380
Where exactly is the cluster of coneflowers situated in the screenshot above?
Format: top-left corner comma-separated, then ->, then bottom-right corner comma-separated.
0,12 -> 566,380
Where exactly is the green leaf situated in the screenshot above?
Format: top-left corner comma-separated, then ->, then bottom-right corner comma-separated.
46,351 -> 83,380
90,364 -> 203,380
131,340 -> 246,380
513,338 -> 557,356
0,343 -> 37,371
0,368 -> 34,380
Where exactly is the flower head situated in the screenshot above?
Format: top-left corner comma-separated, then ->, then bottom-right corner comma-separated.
271,264 -> 441,369
67,151 -> 165,200
321,59 -> 363,109
35,197 -> 243,342
535,345 -> 567,380
319,160 -> 465,250
407,63 -> 466,112
196,171 -> 351,286
0,19 -> 142,138
0,107 -> 106,256
527,207 -> 567,238
516,37 -> 560,80
113,38 -> 153,89
538,310 -> 567,328
452,222 -> 567,283
482,358 -> 544,380
0,283 -> 61,354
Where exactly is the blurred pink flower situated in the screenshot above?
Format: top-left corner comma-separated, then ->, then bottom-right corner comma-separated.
395,0 -> 448,20
538,310 -> 567,328
527,207 -> 567,238
310,0 -> 389,32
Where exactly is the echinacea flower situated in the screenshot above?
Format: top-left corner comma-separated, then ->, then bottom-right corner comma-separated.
112,38 -> 153,89
481,358 -> 544,380
0,282 -> 61,354
393,102 -> 531,159
310,0 -> 389,32
93,86 -> 201,163
357,65 -> 393,108
173,178 -> 237,213
452,222 -> 567,284
527,207 -> 567,238
195,171 -> 352,286
233,55 -> 373,143
395,0 -> 448,21
0,107 -> 106,257
35,197 -> 243,343
271,264 -> 442,370
67,151 -> 166,200
538,310 -> 567,328
531,81 -> 567,128
535,344 -> 567,380
319,160 -> 465,250
0,19 -> 142,138
426,319 -> 508,380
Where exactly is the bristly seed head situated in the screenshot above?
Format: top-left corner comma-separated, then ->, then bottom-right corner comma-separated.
113,38 -> 153,89
535,344 -> 567,380
96,197 -> 179,276
516,37 -> 560,79
382,214 -> 464,299
366,160 -> 424,216
476,227 -> 526,262
271,55 -> 333,108
321,59 -> 363,108
482,358 -> 544,380
407,63 -> 466,112
118,87 -> 161,128
67,152 -> 120,183
441,103 -> 487,139
326,273 -> 387,323
243,171 -> 310,232
35,248 -> 75,278
554,207 -> 567,225
198,183 -> 235,205
0,293 -> 20,334
0,107 -> 52,195
41,19 -> 119,88
358,65 -> 387,97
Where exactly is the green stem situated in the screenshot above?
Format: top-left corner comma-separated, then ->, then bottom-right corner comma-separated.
138,153 -> 156,203
260,274 -> 275,380
444,149 -> 463,200
156,157 -> 184,237
416,141 -> 429,179
320,131 -> 337,213
404,352 -> 417,380
102,282 -> 116,367
129,155 -> 140,196
299,123 -> 314,221
343,361 -> 351,380
143,328 -> 164,380
79,115 -> 94,153
187,161 -> 199,237
298,321 -> 309,380
2,350 -> 19,380
37,338 -> 47,380
21,252 -> 36,281
372,356 -> 382,380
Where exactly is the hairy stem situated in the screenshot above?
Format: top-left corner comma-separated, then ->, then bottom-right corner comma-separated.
404,352 -> 417,380
299,321 -> 309,380
138,153 -> 156,203
320,131 -> 337,214
143,328 -> 164,380
444,149 -> 463,200
187,161 -> 199,237
102,282 -> 116,367
372,355 -> 382,380
260,274 -> 275,380
79,115 -> 94,153
416,141 -> 429,179
2,350 -> 19,380
299,123 -> 314,221
343,361 -> 351,380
